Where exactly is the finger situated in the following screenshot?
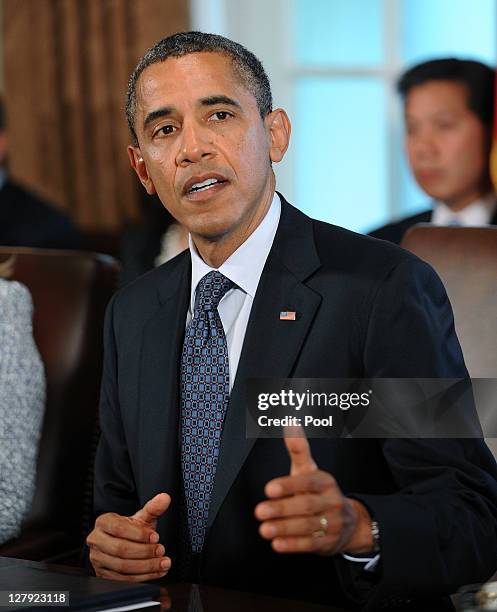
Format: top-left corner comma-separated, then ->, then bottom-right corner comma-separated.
259,514 -> 335,540
255,491 -> 329,521
264,471 -> 335,498
95,566 -> 168,583
132,492 -> 171,525
87,530 -> 165,560
90,548 -> 171,576
94,513 -> 158,544
271,534 -> 336,554
283,426 -> 317,476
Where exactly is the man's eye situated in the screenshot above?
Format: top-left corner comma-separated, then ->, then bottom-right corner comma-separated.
157,125 -> 176,136
211,111 -> 232,121
436,122 -> 455,131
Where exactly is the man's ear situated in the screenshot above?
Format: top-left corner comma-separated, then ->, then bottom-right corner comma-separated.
127,146 -> 156,194
266,108 -> 291,163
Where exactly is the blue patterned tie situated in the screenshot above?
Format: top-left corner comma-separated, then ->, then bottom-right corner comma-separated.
180,270 -> 234,553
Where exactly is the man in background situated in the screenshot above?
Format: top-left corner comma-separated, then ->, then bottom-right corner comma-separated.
0,99 -> 81,249
370,58 -> 495,244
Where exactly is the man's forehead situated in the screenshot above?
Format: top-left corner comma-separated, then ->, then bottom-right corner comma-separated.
135,52 -> 244,108
405,80 -> 469,109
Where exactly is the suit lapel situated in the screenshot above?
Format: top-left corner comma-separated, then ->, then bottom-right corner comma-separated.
206,199 -> 322,532
138,256 -> 191,542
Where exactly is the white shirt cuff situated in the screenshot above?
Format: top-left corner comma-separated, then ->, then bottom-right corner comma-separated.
342,553 -> 380,572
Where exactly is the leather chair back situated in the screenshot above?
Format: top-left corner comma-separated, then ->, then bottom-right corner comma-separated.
401,225 -> 497,459
401,225 -> 497,378
0,247 -> 119,560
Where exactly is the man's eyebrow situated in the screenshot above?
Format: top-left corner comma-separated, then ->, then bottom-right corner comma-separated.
143,107 -> 175,131
199,95 -> 242,110
142,97 -> 242,131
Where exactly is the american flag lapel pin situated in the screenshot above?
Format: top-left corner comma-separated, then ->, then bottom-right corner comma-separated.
280,310 -> 297,321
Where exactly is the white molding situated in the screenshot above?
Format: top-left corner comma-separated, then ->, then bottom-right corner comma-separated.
189,0 -> 228,35
385,0 -> 401,218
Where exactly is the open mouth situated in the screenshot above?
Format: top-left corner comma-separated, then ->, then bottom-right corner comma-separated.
187,177 -> 227,194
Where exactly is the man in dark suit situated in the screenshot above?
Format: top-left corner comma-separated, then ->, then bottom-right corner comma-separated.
87,33 -> 497,610
0,99 -> 81,249
370,59 -> 496,244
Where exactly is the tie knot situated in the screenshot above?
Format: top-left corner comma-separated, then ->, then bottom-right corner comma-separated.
195,271 -> 234,313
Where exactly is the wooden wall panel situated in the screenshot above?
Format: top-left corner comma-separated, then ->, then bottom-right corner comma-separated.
60,0 -> 94,225
3,0 -> 189,232
87,0 -> 116,228
106,0 -> 138,223
31,0 -> 67,209
3,2 -> 38,194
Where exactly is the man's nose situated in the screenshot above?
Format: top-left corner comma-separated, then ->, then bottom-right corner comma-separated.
175,122 -> 214,166
410,130 -> 438,160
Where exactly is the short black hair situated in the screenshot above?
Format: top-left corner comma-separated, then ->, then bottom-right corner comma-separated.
398,58 -> 495,126
126,31 -> 273,145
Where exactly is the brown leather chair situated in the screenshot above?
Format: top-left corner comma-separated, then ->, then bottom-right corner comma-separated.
401,225 -> 497,378
401,225 -> 497,461
0,247 -> 119,563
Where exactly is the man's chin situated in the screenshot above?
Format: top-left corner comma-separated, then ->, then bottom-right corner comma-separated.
416,185 -> 446,202
190,223 -> 231,243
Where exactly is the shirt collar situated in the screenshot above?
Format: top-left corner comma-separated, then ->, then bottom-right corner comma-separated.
432,192 -> 497,226
189,192 -> 281,312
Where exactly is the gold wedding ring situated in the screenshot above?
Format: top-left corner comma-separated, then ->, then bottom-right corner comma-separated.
313,516 -> 329,538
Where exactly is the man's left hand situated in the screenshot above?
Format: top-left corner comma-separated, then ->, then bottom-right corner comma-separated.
254,428 -> 374,556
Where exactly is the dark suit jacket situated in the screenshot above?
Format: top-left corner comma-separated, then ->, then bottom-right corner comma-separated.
0,179 -> 81,249
369,207 -> 497,245
94,196 -> 497,610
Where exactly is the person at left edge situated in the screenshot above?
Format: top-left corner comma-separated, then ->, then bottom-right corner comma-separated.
87,32 -> 497,611
0,98 -> 81,249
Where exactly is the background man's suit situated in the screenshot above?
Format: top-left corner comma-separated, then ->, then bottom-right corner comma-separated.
369,207 -> 497,245
0,179 -> 81,249
95,196 -> 497,610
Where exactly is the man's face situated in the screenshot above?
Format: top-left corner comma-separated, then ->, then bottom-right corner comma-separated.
404,80 -> 490,210
128,52 -> 289,245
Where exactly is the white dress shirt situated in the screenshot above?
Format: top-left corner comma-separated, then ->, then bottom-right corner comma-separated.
431,193 -> 496,226
187,192 -> 281,391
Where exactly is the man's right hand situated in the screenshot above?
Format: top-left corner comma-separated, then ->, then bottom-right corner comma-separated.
87,492 -> 172,582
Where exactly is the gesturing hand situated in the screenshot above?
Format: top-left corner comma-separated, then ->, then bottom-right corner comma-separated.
254,428 -> 374,556
87,492 -> 172,581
